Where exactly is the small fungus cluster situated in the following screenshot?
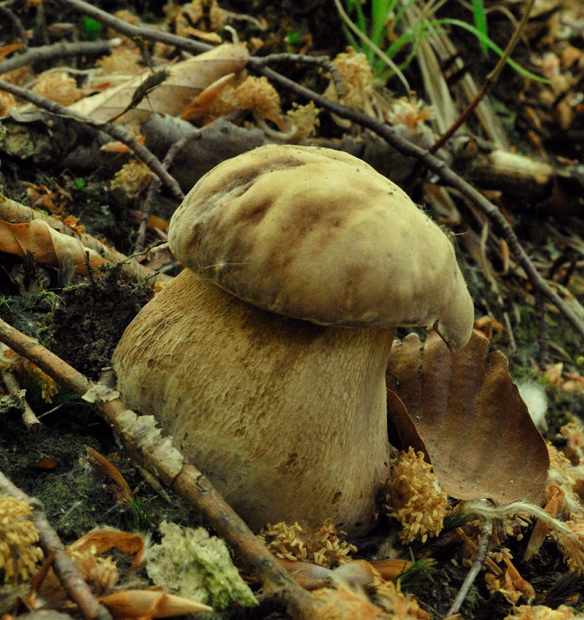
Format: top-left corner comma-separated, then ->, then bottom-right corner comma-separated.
0,496 -> 43,584
383,448 -> 449,544
258,520 -> 357,568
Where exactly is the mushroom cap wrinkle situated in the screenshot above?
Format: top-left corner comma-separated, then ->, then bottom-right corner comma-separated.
169,144 -> 473,346
113,145 -> 474,535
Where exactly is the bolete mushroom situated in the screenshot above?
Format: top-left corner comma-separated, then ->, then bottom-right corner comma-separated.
112,145 -> 474,535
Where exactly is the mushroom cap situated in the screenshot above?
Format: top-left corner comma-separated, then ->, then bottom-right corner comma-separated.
169,145 -> 473,349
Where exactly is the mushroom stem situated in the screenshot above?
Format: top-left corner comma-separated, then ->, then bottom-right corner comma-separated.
113,269 -> 394,535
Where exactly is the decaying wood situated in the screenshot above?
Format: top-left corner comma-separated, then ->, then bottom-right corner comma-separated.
0,470 -> 112,620
0,318 -> 316,620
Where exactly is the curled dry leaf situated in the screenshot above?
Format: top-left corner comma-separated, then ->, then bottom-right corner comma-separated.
101,590 -> 212,618
386,331 -> 549,505
71,43 -> 249,127
0,219 -> 106,276
69,528 -> 145,567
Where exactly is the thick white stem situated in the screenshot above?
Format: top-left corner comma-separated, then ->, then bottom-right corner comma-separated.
113,270 -> 394,534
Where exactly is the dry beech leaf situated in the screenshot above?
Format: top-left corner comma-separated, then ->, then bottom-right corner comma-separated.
101,590 -> 213,618
386,331 -> 549,505
0,219 -> 106,276
69,528 -> 146,567
71,43 -> 249,126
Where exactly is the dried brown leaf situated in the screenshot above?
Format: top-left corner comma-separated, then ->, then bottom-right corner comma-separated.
386,331 -> 549,505
69,528 -> 145,567
72,43 -> 249,127
0,219 -> 107,276
101,590 -> 213,618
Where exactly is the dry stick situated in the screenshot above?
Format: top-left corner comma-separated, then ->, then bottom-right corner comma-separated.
0,40 -> 116,75
61,0 -> 584,339
0,367 -> 41,428
429,0 -> 537,156
0,80 -> 185,204
252,53 -> 345,100
0,5 -> 29,50
0,470 -> 112,620
135,128 -> 203,252
446,519 -> 493,617
0,318 -> 316,620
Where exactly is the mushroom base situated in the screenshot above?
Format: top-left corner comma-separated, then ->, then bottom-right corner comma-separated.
112,270 -> 394,535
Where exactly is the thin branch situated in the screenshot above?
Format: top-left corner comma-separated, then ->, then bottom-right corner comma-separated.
0,365 -> 41,428
0,5 -> 28,50
56,0 -> 584,339
429,0 -> 537,155
0,470 -> 112,620
446,518 -> 492,617
0,40 -> 116,76
0,79 -> 185,203
135,128 -> 203,252
252,53 -> 345,100
0,318 -> 316,620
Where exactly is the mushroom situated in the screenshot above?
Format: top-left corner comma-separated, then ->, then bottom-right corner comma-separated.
112,145 -> 474,535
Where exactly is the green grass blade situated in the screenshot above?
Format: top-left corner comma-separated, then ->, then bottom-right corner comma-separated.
471,0 -> 489,57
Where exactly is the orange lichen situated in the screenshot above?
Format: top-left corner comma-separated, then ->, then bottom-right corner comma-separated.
258,519 -> 357,568
505,605 -> 580,620
383,447 -> 449,544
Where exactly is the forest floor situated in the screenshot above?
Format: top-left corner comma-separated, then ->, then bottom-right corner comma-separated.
2,1 -> 584,619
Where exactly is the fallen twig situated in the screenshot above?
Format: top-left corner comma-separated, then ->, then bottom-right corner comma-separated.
135,128 -> 204,252
0,470 -> 112,620
252,53 -> 345,100
0,80 -> 184,204
0,318 -> 316,620
0,6 -> 28,51
0,195 -> 171,287
446,519 -> 493,617
0,365 -> 41,429
61,0 -> 584,341
0,40 -> 117,76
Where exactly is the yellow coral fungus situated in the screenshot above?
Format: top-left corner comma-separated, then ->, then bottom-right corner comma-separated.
0,497 -> 43,583
313,578 -> 428,620
383,447 -> 449,544
258,519 -> 357,568
505,604 -> 580,620
233,76 -> 286,128
111,160 -> 153,198
323,48 -> 374,111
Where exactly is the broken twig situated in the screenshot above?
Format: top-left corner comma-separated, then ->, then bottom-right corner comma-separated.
447,519 -> 493,616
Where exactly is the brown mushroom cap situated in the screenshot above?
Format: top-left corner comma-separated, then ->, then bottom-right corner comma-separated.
169,144 -> 473,348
